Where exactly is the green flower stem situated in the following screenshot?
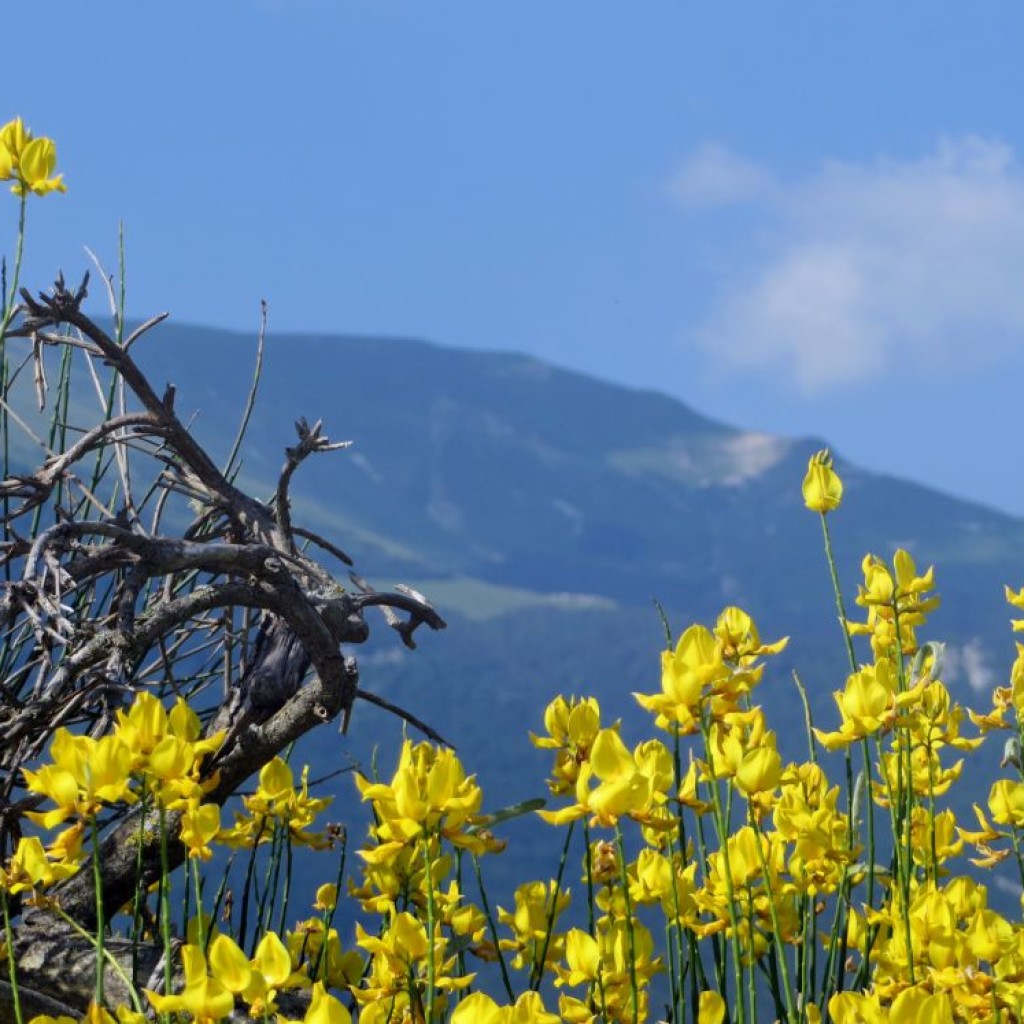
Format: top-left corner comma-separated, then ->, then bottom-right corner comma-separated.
1,193 -> 27,578
1,192 -> 26,336
277,830 -> 294,938
664,920 -> 680,1023
874,728 -> 916,988
859,734 -> 877,972
664,832 -> 685,1023
238,814 -> 269,951
158,802 -> 174,1016
1009,826 -> 1024,896
791,671 -> 819,766
700,714 -> 746,1024
749,810 -> 797,1024
312,831 -> 348,982
90,815 -> 106,1006
802,895 -> 816,1015
926,746 -> 939,884
582,818 -> 597,939
614,825 -> 641,1024
255,821 -> 285,955
471,853 -> 515,1002
422,838 -> 438,1024
817,506 -> 874,1001
581,821 -> 611,1021
131,790 -> 150,987
190,856 -> 207,951
2,888 -> 23,1024
819,864 -> 849,1008
51,903 -> 145,1014
818,513 -> 857,673
530,819 -> 574,991
690,784 -> 726,994
745,889 -> 757,1024
454,850 -> 469,997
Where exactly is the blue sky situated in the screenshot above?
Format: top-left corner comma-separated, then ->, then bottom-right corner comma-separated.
12,2 -> 1024,513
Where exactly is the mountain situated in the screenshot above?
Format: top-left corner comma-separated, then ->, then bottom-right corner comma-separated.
10,322 -> 1024,899
131,325 -> 1024,829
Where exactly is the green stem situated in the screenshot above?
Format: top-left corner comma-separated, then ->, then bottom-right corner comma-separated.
530,820 -> 574,991
131,790 -> 150,987
51,904 -> 145,1013
158,803 -> 173,1018
614,825 -> 640,1024
471,853 -> 515,1002
422,838 -> 437,1023
91,815 -> 106,1006
819,514 -> 857,673
277,831 -> 294,938
312,832 -> 348,982
2,889 -> 23,1024
701,716 -> 746,1024
749,810 -> 797,1024
237,815 -> 268,951
190,856 -> 206,950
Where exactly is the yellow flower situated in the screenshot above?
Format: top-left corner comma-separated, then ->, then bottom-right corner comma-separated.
530,696 -> 609,795
355,741 -> 485,853
313,882 -> 338,911
287,920 -> 362,989
988,778 -> 1024,826
354,909 -> 471,1012
909,807 -> 963,866
145,943 -> 234,1022
558,929 -> 601,987
497,880 -> 569,973
814,658 -> 915,751
276,981 -> 352,1024
628,849 -> 698,925
873,745 -> 962,805
539,729 -> 671,829
734,743 -> 782,797
451,990 -> 559,1024
802,448 -> 842,513
0,117 -> 66,196
828,990 -> 887,1024
634,624 -> 728,733
697,991 -> 725,1024
23,729 -> 135,827
889,986 -> 954,1024
180,802 -> 221,860
714,606 -> 788,663
1,835 -> 81,895
965,907 -> 1014,963
221,758 -> 332,849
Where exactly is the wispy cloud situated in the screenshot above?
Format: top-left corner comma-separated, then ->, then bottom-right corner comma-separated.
670,143 -> 775,208
946,638 -> 997,694
674,137 -> 1024,393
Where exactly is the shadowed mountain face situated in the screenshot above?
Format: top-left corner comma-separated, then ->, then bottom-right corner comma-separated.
134,322 -> 1024,633
16,321 -> 1024,889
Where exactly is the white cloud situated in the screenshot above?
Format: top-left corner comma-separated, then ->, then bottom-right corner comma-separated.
945,638 -> 996,694
670,143 -> 775,207
677,137 -> 1024,393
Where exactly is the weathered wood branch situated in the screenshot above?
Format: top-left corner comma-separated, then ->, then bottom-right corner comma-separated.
0,273 -> 448,1012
